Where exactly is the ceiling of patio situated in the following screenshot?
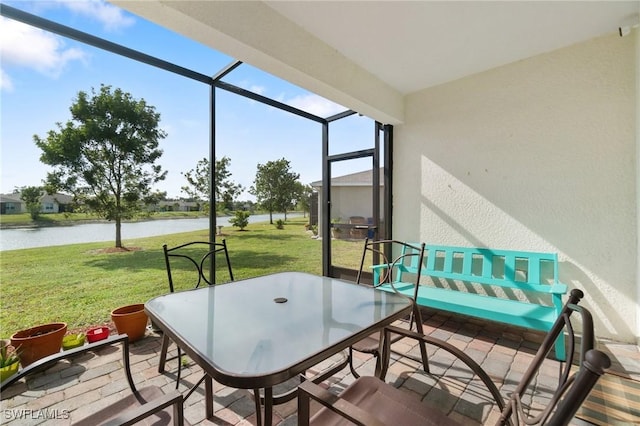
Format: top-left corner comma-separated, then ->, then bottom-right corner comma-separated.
112,1 -> 638,124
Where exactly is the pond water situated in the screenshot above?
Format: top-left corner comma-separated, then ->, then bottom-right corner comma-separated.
0,213 -> 298,251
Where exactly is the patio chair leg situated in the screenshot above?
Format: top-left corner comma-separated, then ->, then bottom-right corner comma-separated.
253,389 -> 262,426
264,387 -> 273,426
419,339 -> 430,374
413,305 -> 430,374
176,347 -> 182,389
205,376 -> 214,419
158,334 -> 170,373
348,347 -> 361,378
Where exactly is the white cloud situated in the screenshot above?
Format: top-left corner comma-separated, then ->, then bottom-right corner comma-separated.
0,68 -> 14,92
0,17 -> 88,81
283,93 -> 347,117
62,0 -> 135,32
249,85 -> 266,96
240,81 -> 346,117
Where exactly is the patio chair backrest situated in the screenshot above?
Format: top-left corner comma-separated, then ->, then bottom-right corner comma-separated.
356,238 -> 425,291
163,240 -> 234,292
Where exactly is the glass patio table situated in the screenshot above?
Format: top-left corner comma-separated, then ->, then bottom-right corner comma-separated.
145,271 -> 413,426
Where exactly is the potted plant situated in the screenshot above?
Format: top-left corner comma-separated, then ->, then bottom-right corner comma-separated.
10,322 -> 67,367
62,333 -> 86,350
0,340 -> 20,382
111,304 -> 148,342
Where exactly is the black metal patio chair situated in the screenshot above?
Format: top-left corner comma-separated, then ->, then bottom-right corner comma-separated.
158,240 -> 234,387
298,288 -> 611,426
348,238 -> 429,378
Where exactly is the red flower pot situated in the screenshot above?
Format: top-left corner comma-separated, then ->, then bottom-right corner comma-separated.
111,304 -> 148,342
86,326 -> 110,343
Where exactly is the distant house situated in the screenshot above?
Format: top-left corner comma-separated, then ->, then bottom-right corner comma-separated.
310,169 -> 384,237
0,194 -> 23,214
0,192 -> 74,215
154,200 -> 202,212
40,193 -> 74,213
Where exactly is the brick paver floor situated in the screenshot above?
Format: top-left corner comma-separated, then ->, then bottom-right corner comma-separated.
1,309 -> 638,425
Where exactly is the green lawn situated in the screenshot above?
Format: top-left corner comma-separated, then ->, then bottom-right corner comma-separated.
0,217 -> 364,338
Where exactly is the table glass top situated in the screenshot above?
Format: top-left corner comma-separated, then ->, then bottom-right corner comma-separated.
145,272 -> 411,381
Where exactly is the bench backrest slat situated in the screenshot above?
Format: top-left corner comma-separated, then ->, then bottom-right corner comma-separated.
504,254 -> 517,282
462,252 -> 473,276
418,245 -> 564,293
481,251 -> 492,279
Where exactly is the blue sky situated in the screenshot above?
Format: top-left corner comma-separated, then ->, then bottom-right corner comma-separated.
0,0 -> 375,200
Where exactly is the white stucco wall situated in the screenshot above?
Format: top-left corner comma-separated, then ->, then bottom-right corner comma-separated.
394,33 -> 638,343
636,19 -> 640,345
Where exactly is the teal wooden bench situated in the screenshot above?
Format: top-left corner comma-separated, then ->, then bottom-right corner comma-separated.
372,244 -> 569,360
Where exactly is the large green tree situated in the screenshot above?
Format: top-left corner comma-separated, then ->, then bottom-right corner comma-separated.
34,85 -> 167,248
181,156 -> 244,212
250,158 -> 300,224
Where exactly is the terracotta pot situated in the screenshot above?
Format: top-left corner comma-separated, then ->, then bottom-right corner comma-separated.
111,304 -> 148,342
11,322 -> 67,367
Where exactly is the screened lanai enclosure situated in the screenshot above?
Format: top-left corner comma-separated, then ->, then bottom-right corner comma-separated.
0,3 -> 394,279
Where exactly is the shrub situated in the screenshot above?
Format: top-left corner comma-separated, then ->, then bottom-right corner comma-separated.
275,219 -> 285,229
231,211 -> 250,230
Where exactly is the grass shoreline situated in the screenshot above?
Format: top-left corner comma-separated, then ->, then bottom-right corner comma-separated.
0,210 -> 297,229
0,211 -> 214,230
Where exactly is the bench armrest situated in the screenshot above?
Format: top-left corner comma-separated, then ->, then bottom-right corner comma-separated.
297,380 -> 385,426
370,264 -> 389,270
371,264 -> 417,286
550,283 -> 568,294
370,264 -> 388,285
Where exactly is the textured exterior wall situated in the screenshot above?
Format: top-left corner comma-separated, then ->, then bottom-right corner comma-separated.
395,33 -> 637,342
636,21 -> 640,344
